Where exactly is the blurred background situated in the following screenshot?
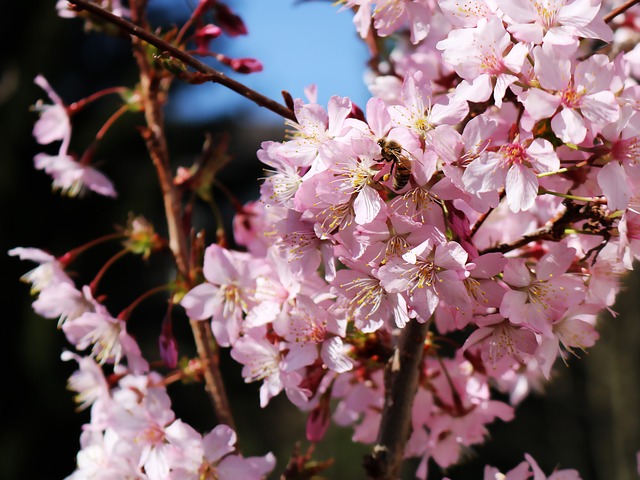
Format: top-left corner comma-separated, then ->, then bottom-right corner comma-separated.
1,1 -> 639,479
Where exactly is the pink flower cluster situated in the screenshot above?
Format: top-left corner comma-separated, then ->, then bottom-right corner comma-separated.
32,75 -> 117,198
16,0 -> 640,478
178,0 -> 640,473
9,247 -> 148,374
62,352 -> 274,480
10,245 -> 275,479
474,453 -> 581,480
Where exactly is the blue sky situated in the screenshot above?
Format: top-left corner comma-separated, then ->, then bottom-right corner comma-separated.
149,0 -> 372,125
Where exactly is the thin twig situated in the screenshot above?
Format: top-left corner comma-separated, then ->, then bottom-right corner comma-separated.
603,0 -> 640,23
68,0 -> 296,121
190,319 -> 236,431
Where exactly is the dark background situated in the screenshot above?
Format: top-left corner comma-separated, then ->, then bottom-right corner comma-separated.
1,1 -> 639,479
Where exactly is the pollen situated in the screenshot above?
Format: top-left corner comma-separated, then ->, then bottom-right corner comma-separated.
411,260 -> 436,291
343,276 -> 384,319
561,87 -> 582,108
501,143 -> 528,166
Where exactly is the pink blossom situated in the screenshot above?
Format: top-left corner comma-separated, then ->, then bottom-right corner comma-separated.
33,75 -> 71,150
63,311 -> 149,374
536,305 -> 600,377
34,283 -> 101,328
389,72 -> 468,138
463,314 -> 538,369
313,137 -> 385,225
62,350 -> 110,412
437,16 -> 529,107
180,244 -> 263,346
342,0 -> 433,44
378,238 -> 471,321
66,428 -> 143,479
463,137 -> 560,213
280,294 -> 353,373
230,332 -> 309,408
277,95 -> 354,168
197,425 -> 276,480
522,48 -> 620,145
331,265 -> 410,331
500,244 -> 586,336
8,246 -> 72,293
438,0 -> 498,27
495,0 -> 612,45
525,453 -> 582,479
34,152 -> 117,198
257,142 -> 302,209
431,115 -> 500,213
332,370 -> 385,443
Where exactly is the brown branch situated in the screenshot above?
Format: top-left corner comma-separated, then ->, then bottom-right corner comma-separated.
479,200 -> 590,255
604,0 -> 640,23
190,319 -> 235,431
480,225 -> 555,255
68,0 -> 296,122
124,0 -> 237,430
363,320 -> 430,480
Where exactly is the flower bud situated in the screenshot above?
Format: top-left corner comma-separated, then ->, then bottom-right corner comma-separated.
217,54 -> 263,74
214,3 -> 247,36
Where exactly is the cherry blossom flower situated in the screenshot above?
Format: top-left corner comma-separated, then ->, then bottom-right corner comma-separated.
276,95 -> 354,169
522,48 -> 620,145
181,244 -> 265,346
481,452 -> 581,480
462,137 -> 560,213
438,0 -> 498,28
279,294 -> 353,373
34,152 -> 118,198
62,350 -> 111,412
499,244 -> 586,337
8,246 -> 72,293
33,283 -> 103,329
230,331 -> 310,408
342,0 -> 433,44
66,428 -> 144,480
379,237 -> 471,321
389,72 -> 468,139
331,264 -> 410,331
437,16 -> 529,107
31,76 -> 117,198
33,75 -> 71,151
179,424 -> 275,480
495,0 -> 612,46
63,310 -> 149,374
56,0 -> 130,18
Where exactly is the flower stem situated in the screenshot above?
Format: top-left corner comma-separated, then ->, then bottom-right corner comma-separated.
540,188 -> 607,203
68,86 -> 128,115
603,0 -> 640,23
89,248 -> 129,294
118,284 -> 173,321
58,232 -> 126,266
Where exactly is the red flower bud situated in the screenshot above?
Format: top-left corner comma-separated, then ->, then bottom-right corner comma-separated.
214,3 -> 247,36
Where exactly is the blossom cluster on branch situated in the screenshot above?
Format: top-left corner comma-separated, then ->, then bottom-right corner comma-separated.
11,0 -> 640,478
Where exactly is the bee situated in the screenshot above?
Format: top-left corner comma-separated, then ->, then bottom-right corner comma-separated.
377,138 -> 413,191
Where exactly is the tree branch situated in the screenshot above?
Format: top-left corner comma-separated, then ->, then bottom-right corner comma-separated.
68,0 -> 296,122
603,0 -> 640,23
363,320 -> 430,480
126,0 -> 236,431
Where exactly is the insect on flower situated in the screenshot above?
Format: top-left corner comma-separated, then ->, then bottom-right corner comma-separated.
377,137 -> 413,191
